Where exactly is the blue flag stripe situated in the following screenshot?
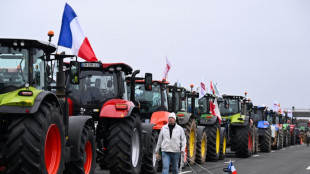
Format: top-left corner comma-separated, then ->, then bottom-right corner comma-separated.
58,3 -> 78,48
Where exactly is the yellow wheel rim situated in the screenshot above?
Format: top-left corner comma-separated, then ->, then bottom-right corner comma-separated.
189,129 -> 195,157
216,128 -> 220,154
201,136 -> 206,157
223,137 -> 227,154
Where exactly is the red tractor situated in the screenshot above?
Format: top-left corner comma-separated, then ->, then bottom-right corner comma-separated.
66,62 -> 153,173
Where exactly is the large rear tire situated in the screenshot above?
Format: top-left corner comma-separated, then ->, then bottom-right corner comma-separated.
254,128 -> 259,154
291,129 -> 296,145
283,130 -> 288,147
259,127 -> 271,152
195,127 -> 207,164
141,130 -> 159,174
64,125 -> 96,174
235,125 -> 253,158
278,129 -> 283,149
184,118 -> 197,166
4,101 -> 65,174
205,121 -> 220,161
107,114 -> 142,174
219,127 -> 226,160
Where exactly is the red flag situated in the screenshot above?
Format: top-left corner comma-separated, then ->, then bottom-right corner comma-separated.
163,57 -> 172,80
210,81 -> 215,95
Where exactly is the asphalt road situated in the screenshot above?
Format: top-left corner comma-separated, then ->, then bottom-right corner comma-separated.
95,144 -> 310,174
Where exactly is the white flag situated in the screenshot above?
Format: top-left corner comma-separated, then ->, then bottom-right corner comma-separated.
214,98 -> 222,121
199,78 -> 206,99
163,57 -> 172,80
272,100 -> 279,112
287,110 -> 293,117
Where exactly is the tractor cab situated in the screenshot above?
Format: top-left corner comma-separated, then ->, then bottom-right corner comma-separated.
297,120 -> 309,133
167,85 -> 189,114
252,106 -> 269,126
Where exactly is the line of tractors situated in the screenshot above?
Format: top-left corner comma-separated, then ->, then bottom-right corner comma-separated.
0,34 -> 308,174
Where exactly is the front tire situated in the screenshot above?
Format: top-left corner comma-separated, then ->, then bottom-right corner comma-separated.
5,101 -> 65,174
219,127 -> 227,160
259,127 -> 271,152
206,121 -> 220,161
195,127 -> 207,164
184,118 -> 197,165
141,130 -> 159,174
235,125 -> 253,158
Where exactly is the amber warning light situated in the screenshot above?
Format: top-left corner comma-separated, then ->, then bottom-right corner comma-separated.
115,104 -> 128,110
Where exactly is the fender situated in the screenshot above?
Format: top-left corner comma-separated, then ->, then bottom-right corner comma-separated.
99,99 -> 138,118
0,90 -> 60,114
150,111 -> 169,130
177,112 -> 192,125
67,116 -> 93,161
141,123 -> 155,155
231,116 -> 250,126
199,115 -> 218,126
257,121 -> 269,129
196,126 -> 206,139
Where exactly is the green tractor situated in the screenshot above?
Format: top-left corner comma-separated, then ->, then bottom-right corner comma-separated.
281,113 -> 291,147
187,92 -> 226,162
218,94 -> 257,158
296,119 -> 309,144
167,85 -> 197,166
0,36 -> 96,173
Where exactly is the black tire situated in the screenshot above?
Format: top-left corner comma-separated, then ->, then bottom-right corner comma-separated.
259,127 -> 271,152
141,130 -> 159,174
205,121 -> 220,161
254,128 -> 259,154
195,127 -> 207,164
184,118 -> 197,165
287,130 -> 291,146
107,114 -> 142,174
235,125 -> 253,158
278,129 -> 283,149
219,127 -> 227,160
283,130 -> 288,147
64,125 -> 96,174
291,129 -> 296,145
4,101 -> 65,174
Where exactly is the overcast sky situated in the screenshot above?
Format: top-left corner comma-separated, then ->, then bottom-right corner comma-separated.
1,0 -> 310,109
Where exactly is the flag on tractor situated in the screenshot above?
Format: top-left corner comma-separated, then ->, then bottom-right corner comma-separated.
228,160 -> 237,174
163,57 -> 172,80
272,100 -> 279,112
58,3 -> 97,62
199,78 -> 206,99
210,81 -> 215,95
213,81 -> 222,97
287,110 -> 293,117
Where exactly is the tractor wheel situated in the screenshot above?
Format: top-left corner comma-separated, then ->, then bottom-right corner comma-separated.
5,101 -> 65,174
195,127 -> 207,164
291,129 -> 296,145
235,125 -> 253,158
279,130 -> 283,149
254,128 -> 259,154
107,114 -> 142,174
205,121 -> 220,161
287,130 -> 291,146
184,118 -> 197,166
219,127 -> 227,160
64,125 -> 96,174
141,130 -> 159,174
283,130 -> 288,147
259,127 -> 271,152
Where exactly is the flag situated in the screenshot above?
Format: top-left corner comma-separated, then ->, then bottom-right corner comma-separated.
213,82 -> 222,97
214,98 -> 222,121
58,3 -> 97,62
210,81 -> 215,95
199,78 -> 206,99
228,160 -> 237,174
163,57 -> 172,80
272,101 -> 279,112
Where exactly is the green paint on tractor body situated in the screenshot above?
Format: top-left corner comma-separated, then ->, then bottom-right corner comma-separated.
222,113 -> 245,124
0,87 -> 41,107
282,123 -> 289,131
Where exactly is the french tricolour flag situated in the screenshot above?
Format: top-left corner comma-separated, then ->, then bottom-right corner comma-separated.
58,3 -> 97,62
228,160 -> 237,174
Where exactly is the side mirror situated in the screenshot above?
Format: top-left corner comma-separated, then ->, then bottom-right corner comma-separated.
70,61 -> 80,84
144,73 -> 152,91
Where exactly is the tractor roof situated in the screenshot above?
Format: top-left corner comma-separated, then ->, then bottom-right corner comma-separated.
0,38 -> 56,54
102,63 -> 133,74
134,79 -> 169,84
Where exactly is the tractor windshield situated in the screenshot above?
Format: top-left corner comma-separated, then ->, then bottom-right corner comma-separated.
68,70 -> 118,105
298,122 -> 308,128
0,46 -> 28,93
219,98 -> 240,116
135,83 -> 168,113
194,97 -> 209,114
252,110 -> 264,122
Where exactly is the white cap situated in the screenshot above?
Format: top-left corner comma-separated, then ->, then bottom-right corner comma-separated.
168,112 -> 176,120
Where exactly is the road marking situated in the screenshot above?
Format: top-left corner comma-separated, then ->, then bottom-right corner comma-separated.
306,166 -> 310,170
224,160 -> 235,163
271,151 -> 275,153
253,155 -> 259,157
281,148 -> 286,150
180,171 -> 192,174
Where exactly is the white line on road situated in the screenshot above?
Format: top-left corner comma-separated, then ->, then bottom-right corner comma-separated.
180,171 -> 192,174
253,155 -> 260,157
271,151 -> 275,153
224,160 -> 235,163
281,148 -> 286,150
306,166 -> 310,170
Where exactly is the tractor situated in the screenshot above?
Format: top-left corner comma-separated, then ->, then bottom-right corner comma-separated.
0,36 -> 96,173
187,91 -> 226,162
217,94 -> 257,158
252,106 -> 272,152
281,113 -> 291,147
167,84 -> 197,166
267,110 -> 283,150
296,119 -> 310,144
65,61 -> 154,173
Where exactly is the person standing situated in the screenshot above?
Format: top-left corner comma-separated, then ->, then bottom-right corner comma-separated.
306,130 -> 310,147
155,112 -> 186,174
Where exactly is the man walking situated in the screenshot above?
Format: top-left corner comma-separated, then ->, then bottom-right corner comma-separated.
155,112 -> 186,174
